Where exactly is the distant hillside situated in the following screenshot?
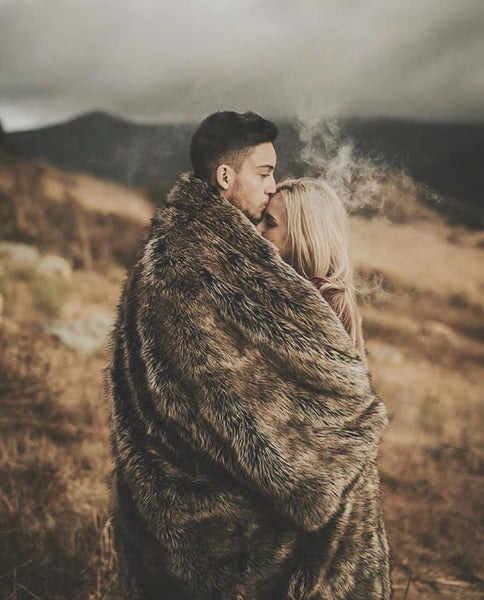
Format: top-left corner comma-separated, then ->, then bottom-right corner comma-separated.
0,153 -> 152,270
7,112 -> 194,187
7,111 -> 484,227
0,120 -> 15,163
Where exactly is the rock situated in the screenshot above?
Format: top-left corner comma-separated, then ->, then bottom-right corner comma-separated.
0,316 -> 20,334
370,343 -> 403,364
0,242 -> 40,268
421,320 -> 457,342
43,312 -> 114,355
35,254 -> 72,280
0,243 -> 72,280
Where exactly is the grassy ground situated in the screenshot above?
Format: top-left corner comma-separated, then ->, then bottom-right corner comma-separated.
0,211 -> 483,599
363,288 -> 483,598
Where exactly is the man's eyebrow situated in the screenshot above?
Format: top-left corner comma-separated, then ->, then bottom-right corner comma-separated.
256,164 -> 275,170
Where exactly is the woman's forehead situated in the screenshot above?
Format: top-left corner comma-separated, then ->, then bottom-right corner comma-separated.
267,193 -> 285,213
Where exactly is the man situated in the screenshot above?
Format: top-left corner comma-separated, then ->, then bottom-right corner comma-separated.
109,111 -> 391,599
189,111 -> 277,225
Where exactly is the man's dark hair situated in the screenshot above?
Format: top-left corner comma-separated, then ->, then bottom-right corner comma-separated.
190,111 -> 278,181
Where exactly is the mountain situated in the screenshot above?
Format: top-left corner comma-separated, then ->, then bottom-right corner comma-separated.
6,111 -> 484,226
7,112 -> 195,187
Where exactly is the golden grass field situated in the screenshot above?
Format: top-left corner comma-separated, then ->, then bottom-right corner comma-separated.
0,160 -> 483,599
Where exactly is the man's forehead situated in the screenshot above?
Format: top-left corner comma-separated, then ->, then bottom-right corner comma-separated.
248,142 -> 277,168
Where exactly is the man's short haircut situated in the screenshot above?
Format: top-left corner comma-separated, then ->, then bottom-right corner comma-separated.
190,111 -> 278,181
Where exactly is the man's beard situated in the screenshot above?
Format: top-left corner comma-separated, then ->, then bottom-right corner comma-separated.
231,180 -> 262,226
242,210 -> 262,226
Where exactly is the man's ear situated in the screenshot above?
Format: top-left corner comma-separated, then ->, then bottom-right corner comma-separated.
215,164 -> 234,191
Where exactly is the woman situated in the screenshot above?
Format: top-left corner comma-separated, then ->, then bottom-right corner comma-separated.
257,177 -> 364,354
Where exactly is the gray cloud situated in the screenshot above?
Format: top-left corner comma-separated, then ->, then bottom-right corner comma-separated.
0,0 -> 482,130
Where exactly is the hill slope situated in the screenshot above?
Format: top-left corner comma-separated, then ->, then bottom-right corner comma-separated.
0,153 -> 152,270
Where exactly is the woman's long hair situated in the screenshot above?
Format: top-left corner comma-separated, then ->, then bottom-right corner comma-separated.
276,178 -> 364,353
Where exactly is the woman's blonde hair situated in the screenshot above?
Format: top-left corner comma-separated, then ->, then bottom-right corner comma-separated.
276,177 -> 364,353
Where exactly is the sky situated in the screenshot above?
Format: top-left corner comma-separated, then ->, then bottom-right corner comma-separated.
0,0 -> 483,131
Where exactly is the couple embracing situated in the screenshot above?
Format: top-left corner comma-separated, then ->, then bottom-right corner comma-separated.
109,111 -> 391,599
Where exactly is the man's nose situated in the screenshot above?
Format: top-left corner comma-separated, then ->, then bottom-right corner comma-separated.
266,175 -> 276,195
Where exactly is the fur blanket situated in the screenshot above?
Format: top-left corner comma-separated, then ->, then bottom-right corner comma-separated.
109,173 -> 392,599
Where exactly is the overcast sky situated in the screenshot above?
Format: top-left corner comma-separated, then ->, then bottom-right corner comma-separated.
1,0 -> 483,131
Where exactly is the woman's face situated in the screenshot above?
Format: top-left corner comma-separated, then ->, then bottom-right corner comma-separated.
257,192 -> 289,259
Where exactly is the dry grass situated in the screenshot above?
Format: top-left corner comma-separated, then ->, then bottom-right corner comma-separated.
351,217 -> 483,303
353,218 -> 484,599
0,325 -> 121,599
0,159 -> 150,271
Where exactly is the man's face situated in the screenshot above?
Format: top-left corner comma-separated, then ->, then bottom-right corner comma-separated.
226,143 -> 277,225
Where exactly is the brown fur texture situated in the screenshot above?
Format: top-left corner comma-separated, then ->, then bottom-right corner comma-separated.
108,173 -> 392,599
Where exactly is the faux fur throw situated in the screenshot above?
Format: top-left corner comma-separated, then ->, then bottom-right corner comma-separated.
109,173 -> 392,599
